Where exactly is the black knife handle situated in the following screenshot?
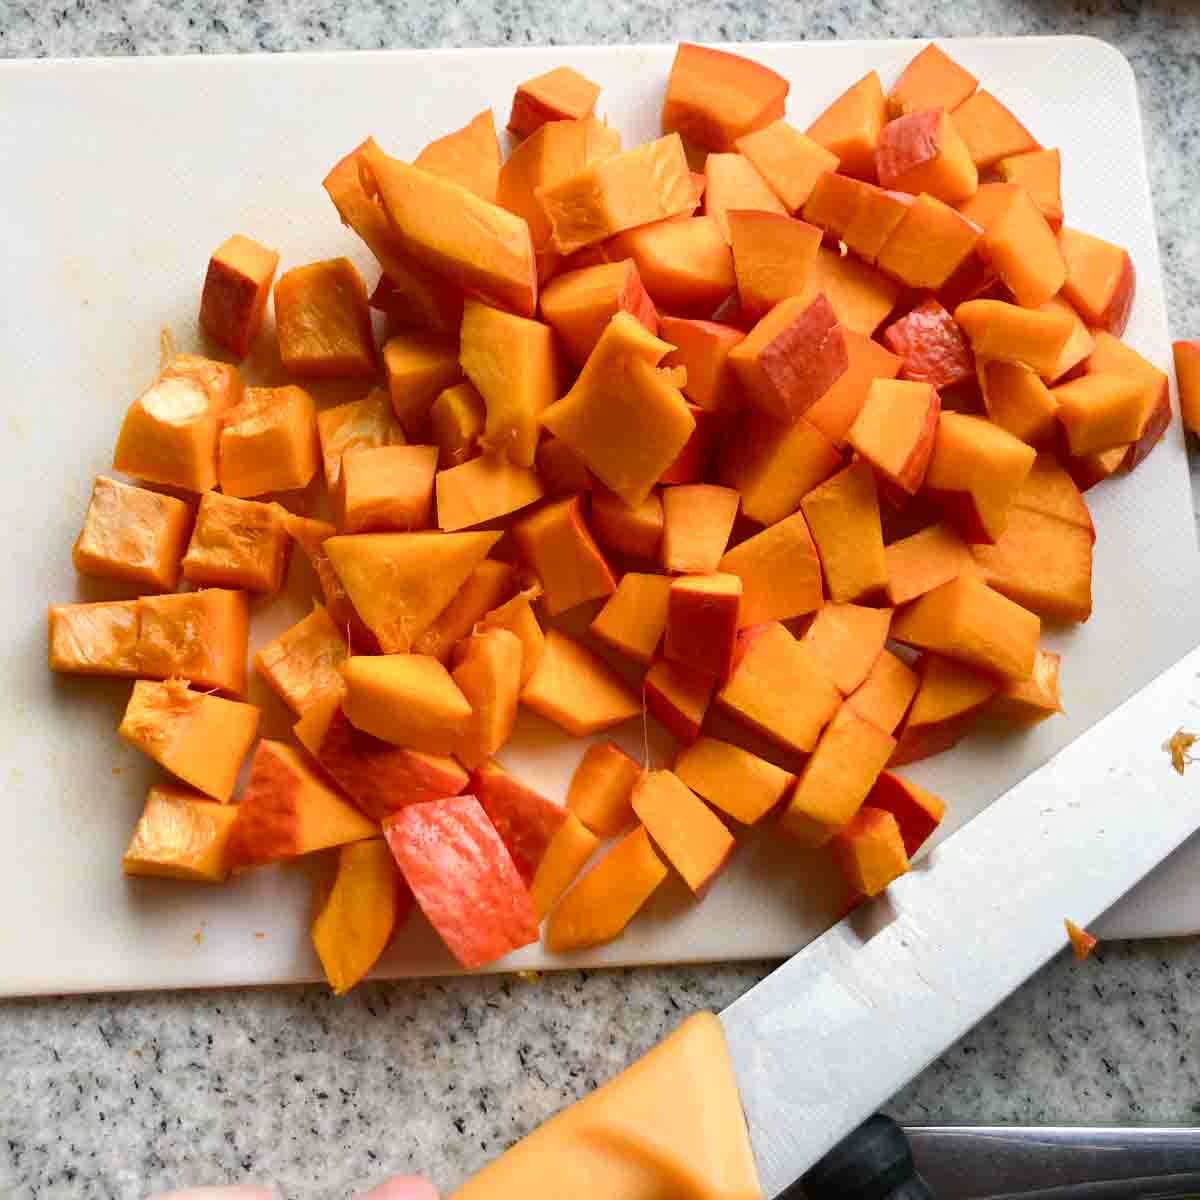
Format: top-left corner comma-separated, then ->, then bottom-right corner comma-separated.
792,1114 -> 934,1200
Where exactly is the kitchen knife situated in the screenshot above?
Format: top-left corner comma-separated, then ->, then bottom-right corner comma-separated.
453,642 -> 1200,1199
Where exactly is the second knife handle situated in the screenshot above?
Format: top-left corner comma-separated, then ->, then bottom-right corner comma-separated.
794,1114 -> 934,1200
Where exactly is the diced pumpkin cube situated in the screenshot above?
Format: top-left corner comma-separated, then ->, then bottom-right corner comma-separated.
702,153 -> 788,244
876,108 -> 978,205
199,233 -> 279,358
470,759 -> 567,885
335,444 -> 438,534
876,192 -> 982,291
781,704 -> 896,846
113,373 -> 224,493
325,530 -> 500,654
567,741 -> 641,837
414,109 -> 501,203
884,522 -> 976,606
545,825 -> 667,952
311,838 -> 409,995
589,487 -> 664,562
540,260 -> 658,368
728,210 -> 822,321
717,622 -> 841,754
361,141 -> 537,318
952,90 -> 1039,169
315,707 -> 469,822
729,294 -> 849,423
384,795 -> 538,968
1013,452 -> 1094,535
436,455 -> 544,532
1175,340 -> 1200,436
521,629 -> 640,736
800,245 -> 902,335
1084,331 -> 1171,470
922,410 -> 1037,544
980,360 -> 1060,447
842,185 -> 914,264
1057,226 -> 1136,336
72,475 -> 191,591
891,574 -> 1040,680
430,381 -> 485,470
123,784 -> 240,883
136,588 -> 249,696
955,299 -> 1073,378
540,312 -> 695,508
341,654 -> 472,755
806,71 -> 887,181
1052,373 -> 1147,457
383,330 -> 464,437
48,599 -> 141,678
800,170 -> 868,240
990,647 -> 1063,724
478,587 -> 545,687
644,657 -> 715,745
218,386 -> 319,498
882,298 -> 973,390
891,652 -> 997,764
509,66 -> 601,137
119,679 -> 259,803
513,494 -> 615,616
452,628 -> 524,770
866,771 -> 946,855
162,353 -> 243,413
530,813 -> 600,920
607,216 -> 735,317
887,44 -> 977,117
971,506 -> 1093,623
661,484 -> 740,574
848,649 -> 920,735
665,573 -> 742,680
662,43 -> 789,151
806,329 -> 902,446
253,605 -> 347,716
324,140 -> 464,336
718,508 -> 824,626
659,317 -> 745,415
801,460 -> 888,603
735,119 -> 839,212
537,134 -> 695,255
674,736 -> 795,825
829,806 -> 910,896
631,769 -> 733,896
181,492 -> 289,593
995,146 -> 1063,228
801,603 -> 891,695
274,258 -> 375,378
460,299 -> 561,468
590,573 -> 671,666
847,378 -> 940,495
719,413 -> 840,528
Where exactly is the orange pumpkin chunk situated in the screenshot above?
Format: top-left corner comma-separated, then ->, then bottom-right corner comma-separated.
887,44 -> 978,117
952,90 -> 1039,169
181,492 -> 289,594
521,629 -> 641,737
806,70 -> 887,180
200,233 -> 279,359
736,119 -> 840,212
335,444 -> 438,534
136,589 -> 249,696
123,783 -> 241,883
274,258 -> 375,378
316,388 -> 405,491
509,66 -> 601,138
253,604 -> 348,716
414,109 -> 501,203
382,330 -> 463,438
566,741 -> 641,837
48,600 -> 141,678
218,386 -> 319,498
73,475 -> 192,591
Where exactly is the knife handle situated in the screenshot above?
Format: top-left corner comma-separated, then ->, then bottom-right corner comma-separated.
795,1114 -> 933,1200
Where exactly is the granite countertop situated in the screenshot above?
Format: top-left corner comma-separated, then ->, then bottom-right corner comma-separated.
4,3 -> 1200,1198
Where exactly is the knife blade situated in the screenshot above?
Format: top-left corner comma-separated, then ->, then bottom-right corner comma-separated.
721,640 -> 1200,1197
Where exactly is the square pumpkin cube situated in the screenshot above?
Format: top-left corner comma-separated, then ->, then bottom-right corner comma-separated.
199,233 -> 279,359
274,257 -> 376,378
316,387 -> 406,491
48,599 -> 141,677
219,385 -> 319,498
136,588 -> 249,696
181,492 -> 290,594
73,475 -> 192,591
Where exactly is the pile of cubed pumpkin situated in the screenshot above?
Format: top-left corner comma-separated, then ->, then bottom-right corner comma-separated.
48,42 -> 1200,993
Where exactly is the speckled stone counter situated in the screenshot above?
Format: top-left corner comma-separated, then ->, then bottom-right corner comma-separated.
4,4 -> 1200,1198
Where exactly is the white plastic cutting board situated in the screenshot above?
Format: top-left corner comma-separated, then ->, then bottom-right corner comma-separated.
0,37 -> 1195,998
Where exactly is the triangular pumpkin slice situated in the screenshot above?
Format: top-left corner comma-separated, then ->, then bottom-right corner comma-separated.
228,740 -> 378,869
325,530 -> 501,653
413,109 -> 502,203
